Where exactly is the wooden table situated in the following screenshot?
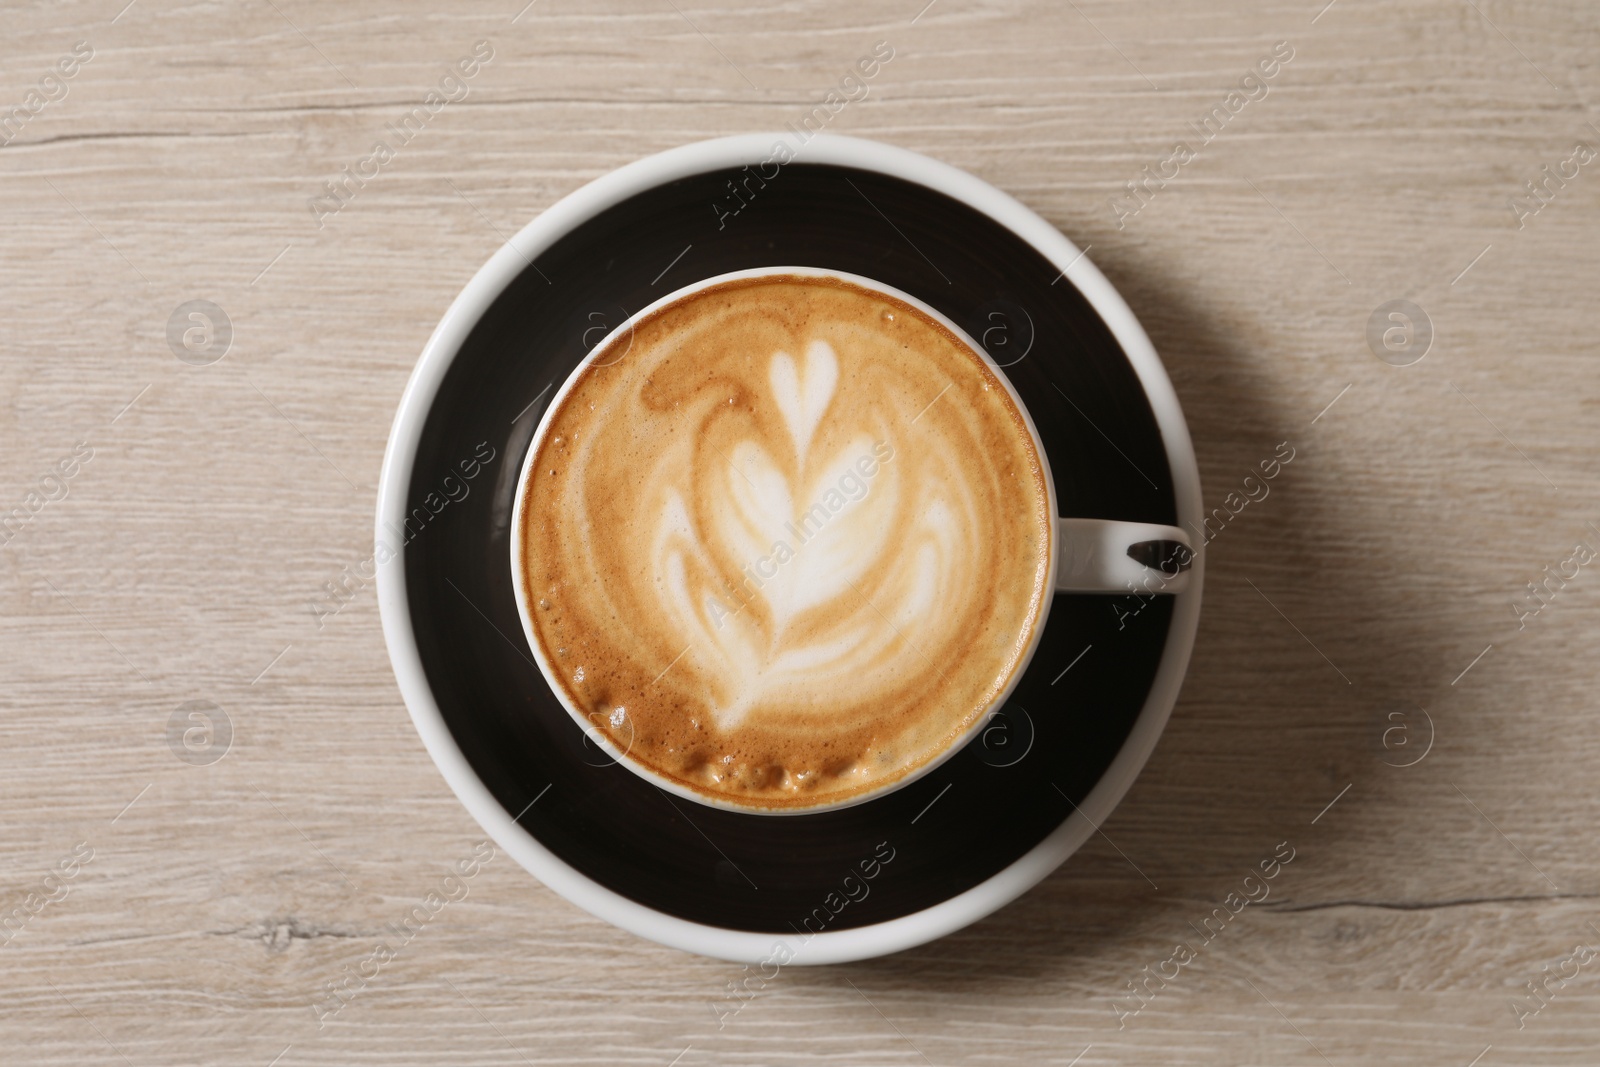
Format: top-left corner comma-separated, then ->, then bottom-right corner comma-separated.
4,1 -> 1598,1063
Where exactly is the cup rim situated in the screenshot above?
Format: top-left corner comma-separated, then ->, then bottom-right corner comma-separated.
506,265 -> 1063,816
376,132 -> 1205,964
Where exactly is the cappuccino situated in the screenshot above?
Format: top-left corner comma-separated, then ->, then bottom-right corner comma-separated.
516,274 -> 1051,810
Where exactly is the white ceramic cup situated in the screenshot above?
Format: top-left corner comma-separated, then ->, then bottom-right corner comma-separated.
508,266 -> 1193,815
377,133 -> 1206,964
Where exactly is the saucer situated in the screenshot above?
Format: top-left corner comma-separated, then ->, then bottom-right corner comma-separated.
376,134 -> 1203,963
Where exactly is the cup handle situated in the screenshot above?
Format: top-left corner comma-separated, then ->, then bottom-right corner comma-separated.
1055,518 -> 1195,595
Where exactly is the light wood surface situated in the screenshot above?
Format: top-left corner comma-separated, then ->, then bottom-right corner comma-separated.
4,0 -> 1599,1063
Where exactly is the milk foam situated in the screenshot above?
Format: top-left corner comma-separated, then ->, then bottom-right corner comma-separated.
519,276 -> 1051,809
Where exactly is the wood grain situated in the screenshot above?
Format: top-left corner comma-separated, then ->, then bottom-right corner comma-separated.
3,0 -> 1599,1063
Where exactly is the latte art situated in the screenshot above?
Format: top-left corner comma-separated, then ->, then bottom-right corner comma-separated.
517,275 -> 1051,810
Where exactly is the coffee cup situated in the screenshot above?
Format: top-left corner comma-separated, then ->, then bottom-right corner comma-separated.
510,266 -> 1192,815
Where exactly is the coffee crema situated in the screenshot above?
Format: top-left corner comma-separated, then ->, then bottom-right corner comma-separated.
517,274 -> 1051,810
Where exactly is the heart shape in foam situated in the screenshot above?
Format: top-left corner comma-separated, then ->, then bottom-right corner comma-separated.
648,339 -> 950,732
769,339 -> 838,465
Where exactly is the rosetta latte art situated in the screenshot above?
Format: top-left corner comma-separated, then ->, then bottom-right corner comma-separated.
519,276 -> 1051,809
659,338 -> 953,731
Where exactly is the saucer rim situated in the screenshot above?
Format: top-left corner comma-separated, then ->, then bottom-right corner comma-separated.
375,132 -> 1205,965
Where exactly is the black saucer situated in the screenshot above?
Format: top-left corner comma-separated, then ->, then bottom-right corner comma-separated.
402,162 -> 1176,932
